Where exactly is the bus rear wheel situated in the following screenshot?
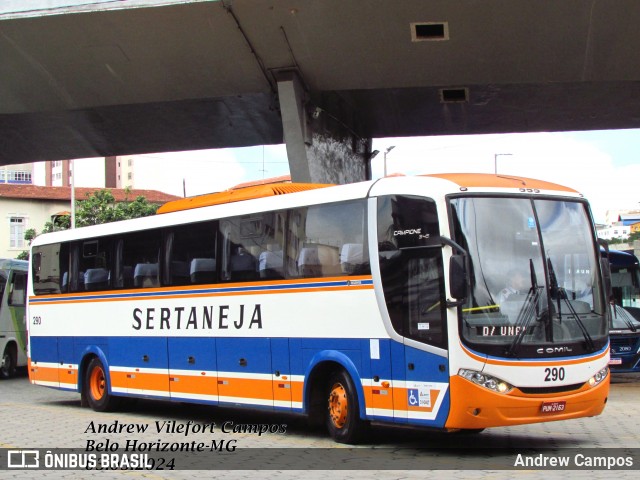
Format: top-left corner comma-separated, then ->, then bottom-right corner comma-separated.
325,370 -> 365,444
1,345 -> 16,379
84,357 -> 119,411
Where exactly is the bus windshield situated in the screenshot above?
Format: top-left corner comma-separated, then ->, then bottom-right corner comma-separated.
449,196 -> 608,358
608,249 -> 640,321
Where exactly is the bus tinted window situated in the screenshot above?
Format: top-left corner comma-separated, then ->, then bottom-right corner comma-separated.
288,200 -> 368,278
222,211 -> 286,282
122,230 -> 161,288
377,195 -> 446,348
32,243 -> 68,295
8,272 -> 27,306
78,239 -> 113,291
165,221 -> 217,286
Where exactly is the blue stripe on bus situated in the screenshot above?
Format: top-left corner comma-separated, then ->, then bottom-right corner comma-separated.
29,336 -> 376,377
29,278 -> 374,304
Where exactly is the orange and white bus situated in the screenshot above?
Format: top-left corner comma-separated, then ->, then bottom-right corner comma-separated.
27,174 -> 610,443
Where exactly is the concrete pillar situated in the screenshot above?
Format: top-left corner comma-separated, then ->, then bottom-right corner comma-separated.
276,71 -> 371,185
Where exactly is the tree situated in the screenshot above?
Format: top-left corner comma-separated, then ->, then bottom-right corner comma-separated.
74,189 -> 158,227
17,189 -> 159,259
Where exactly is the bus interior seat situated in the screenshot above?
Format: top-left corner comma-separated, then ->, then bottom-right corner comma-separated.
340,243 -> 364,274
190,258 -> 216,284
259,246 -> 284,280
134,263 -> 159,288
230,248 -> 257,281
84,268 -> 109,291
298,245 -> 340,277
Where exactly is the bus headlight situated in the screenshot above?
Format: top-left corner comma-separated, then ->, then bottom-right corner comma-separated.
588,367 -> 609,387
458,369 -> 513,394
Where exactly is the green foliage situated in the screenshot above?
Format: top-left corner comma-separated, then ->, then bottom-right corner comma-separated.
21,189 -> 159,255
74,190 -> 158,227
24,228 -> 37,243
629,231 -> 640,243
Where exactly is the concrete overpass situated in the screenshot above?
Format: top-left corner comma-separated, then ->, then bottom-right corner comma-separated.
2,0 -> 640,183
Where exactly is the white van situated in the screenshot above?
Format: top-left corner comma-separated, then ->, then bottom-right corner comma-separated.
0,259 -> 28,379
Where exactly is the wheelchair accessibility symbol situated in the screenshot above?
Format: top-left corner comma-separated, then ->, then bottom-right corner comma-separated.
407,389 -> 419,406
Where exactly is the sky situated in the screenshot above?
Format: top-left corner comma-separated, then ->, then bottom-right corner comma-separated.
63,128 -> 640,225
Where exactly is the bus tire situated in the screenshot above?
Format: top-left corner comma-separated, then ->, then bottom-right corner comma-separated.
84,357 -> 119,412
325,370 -> 365,444
1,344 -> 17,379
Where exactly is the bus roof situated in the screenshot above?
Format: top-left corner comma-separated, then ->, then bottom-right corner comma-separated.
0,258 -> 28,271
30,174 -> 587,247
425,173 -> 579,193
157,183 -> 332,214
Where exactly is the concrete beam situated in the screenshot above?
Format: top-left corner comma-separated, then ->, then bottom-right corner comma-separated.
276,71 -> 371,185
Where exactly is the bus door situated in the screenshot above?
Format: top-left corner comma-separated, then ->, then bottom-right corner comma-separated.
216,337 -> 274,408
271,338 -> 292,410
168,338 -> 218,403
376,195 -> 450,427
400,253 -> 450,428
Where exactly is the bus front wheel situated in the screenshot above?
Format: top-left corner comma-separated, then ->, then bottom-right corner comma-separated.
84,357 -> 119,411
325,370 -> 365,444
0,345 -> 16,379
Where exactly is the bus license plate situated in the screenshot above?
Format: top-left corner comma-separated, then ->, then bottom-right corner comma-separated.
609,358 -> 622,365
540,401 -> 566,414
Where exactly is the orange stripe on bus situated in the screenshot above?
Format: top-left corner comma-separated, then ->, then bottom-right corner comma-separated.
363,385 -> 394,410
109,369 -> 305,403
29,276 -> 373,304
28,363 -> 59,384
168,374 -> 218,396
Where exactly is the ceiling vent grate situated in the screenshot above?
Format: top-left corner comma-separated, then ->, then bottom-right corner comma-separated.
440,88 -> 469,103
411,22 -> 449,41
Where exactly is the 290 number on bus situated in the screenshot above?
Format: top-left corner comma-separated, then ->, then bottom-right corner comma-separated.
544,367 -> 565,382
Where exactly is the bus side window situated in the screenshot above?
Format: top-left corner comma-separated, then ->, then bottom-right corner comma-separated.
164,221 -> 217,286
120,230 -> 161,289
76,239 -> 113,292
222,212 -> 285,282
8,272 -> 26,306
32,243 -> 67,295
287,200 -> 368,279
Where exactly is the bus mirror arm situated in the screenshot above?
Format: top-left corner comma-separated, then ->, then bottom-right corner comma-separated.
437,236 -> 470,308
597,238 -> 613,300
398,236 -> 469,307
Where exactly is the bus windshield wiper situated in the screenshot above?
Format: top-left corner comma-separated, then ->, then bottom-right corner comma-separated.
612,305 -> 638,332
548,258 -> 596,352
506,260 -> 543,357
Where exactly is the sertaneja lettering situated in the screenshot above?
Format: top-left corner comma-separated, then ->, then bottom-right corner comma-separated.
132,304 -> 263,331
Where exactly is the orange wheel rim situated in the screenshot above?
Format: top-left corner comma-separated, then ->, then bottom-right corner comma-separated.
328,382 -> 348,429
89,366 -> 106,401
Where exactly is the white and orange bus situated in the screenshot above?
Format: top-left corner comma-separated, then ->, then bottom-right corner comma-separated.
27,174 -> 610,443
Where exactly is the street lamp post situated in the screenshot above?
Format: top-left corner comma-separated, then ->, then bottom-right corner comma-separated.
70,159 -> 75,229
494,153 -> 512,174
383,146 -> 395,177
